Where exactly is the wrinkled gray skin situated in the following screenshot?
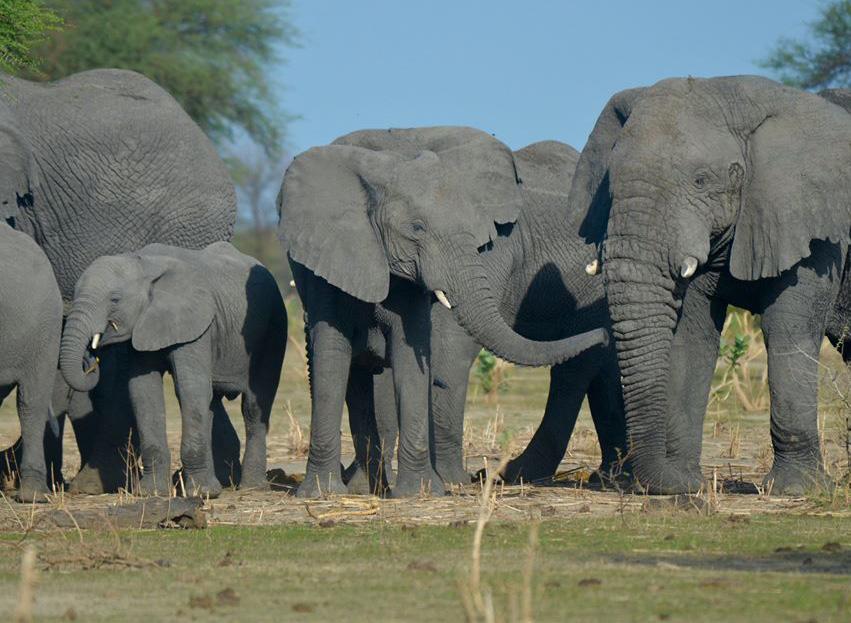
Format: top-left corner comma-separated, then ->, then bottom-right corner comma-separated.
351,141 -> 626,487
0,69 -> 237,493
0,223 -> 62,501
575,75 -> 851,494
60,243 -> 285,497
279,127 -> 608,498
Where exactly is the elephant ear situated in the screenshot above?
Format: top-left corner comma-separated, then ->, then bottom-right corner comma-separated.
569,88 -> 646,244
335,126 -> 523,246
278,145 -> 396,303
729,85 -> 851,280
0,125 -> 37,223
132,256 -> 215,352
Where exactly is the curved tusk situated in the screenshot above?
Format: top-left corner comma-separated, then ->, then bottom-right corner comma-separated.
681,256 -> 698,279
289,280 -> 296,287
91,333 -> 102,350
109,320 -> 119,331
434,290 -> 452,310
585,259 -> 600,276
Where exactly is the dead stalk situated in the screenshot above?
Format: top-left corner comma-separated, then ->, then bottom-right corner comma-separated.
13,545 -> 37,623
521,522 -> 540,623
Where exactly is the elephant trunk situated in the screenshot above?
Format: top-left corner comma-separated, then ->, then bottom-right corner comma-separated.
441,235 -> 607,367
603,226 -> 697,494
60,299 -> 103,393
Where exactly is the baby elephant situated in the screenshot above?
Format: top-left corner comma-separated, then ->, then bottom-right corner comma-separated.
60,242 -> 286,497
0,223 -> 63,502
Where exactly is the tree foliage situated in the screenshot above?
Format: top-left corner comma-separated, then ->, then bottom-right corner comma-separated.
33,0 -> 297,155
761,0 -> 851,90
0,0 -> 62,73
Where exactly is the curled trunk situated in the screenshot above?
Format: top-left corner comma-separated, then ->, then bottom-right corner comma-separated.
60,301 -> 101,393
444,238 -> 607,367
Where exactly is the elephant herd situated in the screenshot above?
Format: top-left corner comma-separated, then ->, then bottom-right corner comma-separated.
2,69 -> 850,502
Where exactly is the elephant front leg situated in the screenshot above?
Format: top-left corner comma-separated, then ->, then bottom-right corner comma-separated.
666,288 -> 727,481
15,381 -> 53,503
389,321 -> 443,497
297,320 -> 352,498
170,342 -> 221,498
128,355 -> 170,496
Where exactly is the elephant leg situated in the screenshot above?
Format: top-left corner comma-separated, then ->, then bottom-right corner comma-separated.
238,390 -> 269,490
170,342 -> 220,498
128,353 -> 170,496
388,293 -> 442,498
297,319 -> 352,498
760,315 -> 832,494
211,396 -> 241,488
15,375 -> 54,502
70,344 -> 138,494
587,360 -> 629,482
372,366 -> 397,484
666,288 -> 727,480
503,361 -> 590,484
431,313 -> 479,485
345,365 -> 387,495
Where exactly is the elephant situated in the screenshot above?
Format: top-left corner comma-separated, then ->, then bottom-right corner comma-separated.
278,127 -> 609,498
572,74 -> 851,495
354,140 -> 626,487
0,222 -> 62,501
0,69 -> 237,493
59,242 -> 286,497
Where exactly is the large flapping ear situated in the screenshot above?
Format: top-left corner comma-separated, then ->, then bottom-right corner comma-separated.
335,126 -> 523,246
729,80 -> 851,280
278,145 -> 397,303
131,255 -> 215,351
568,88 -> 646,244
0,125 -> 37,222
513,140 -> 580,199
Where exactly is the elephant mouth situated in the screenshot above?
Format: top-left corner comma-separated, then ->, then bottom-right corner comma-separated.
81,349 -> 100,377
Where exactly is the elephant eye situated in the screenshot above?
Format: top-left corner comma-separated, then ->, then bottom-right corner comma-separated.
410,220 -> 426,235
693,175 -> 707,189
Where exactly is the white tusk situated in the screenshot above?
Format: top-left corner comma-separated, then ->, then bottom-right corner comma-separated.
91,333 -> 102,350
289,280 -> 296,287
109,320 -> 118,331
681,257 -> 698,279
585,259 -> 600,276
435,290 -> 452,310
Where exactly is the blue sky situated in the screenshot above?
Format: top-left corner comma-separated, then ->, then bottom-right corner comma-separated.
280,1 -> 822,155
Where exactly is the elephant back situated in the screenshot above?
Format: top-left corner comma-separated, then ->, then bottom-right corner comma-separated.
0,70 -> 236,301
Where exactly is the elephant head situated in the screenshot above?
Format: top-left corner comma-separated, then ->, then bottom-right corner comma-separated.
0,104 -> 37,223
278,126 -> 606,366
60,252 -> 214,392
572,76 -> 851,493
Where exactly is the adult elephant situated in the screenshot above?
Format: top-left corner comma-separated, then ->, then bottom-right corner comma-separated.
353,140 -> 626,487
0,69 -> 237,493
573,75 -> 851,495
278,127 -> 608,498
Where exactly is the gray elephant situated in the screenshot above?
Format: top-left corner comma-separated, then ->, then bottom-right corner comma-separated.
278,127 -> 608,498
573,75 -> 851,494
0,223 -> 62,501
0,69 -> 237,492
59,242 -> 286,497
356,140 -> 626,486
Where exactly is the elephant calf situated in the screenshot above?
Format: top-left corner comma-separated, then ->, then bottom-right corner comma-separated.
0,223 -> 62,502
60,242 -> 286,497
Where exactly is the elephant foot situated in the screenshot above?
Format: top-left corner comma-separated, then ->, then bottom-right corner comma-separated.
69,448 -> 135,494
296,468 -> 347,498
138,471 -> 172,497
763,460 -> 831,496
390,468 -> 444,498
500,455 -> 558,485
343,462 -> 388,496
434,460 -> 471,486
238,467 -> 270,491
16,470 -> 49,503
182,471 -> 223,499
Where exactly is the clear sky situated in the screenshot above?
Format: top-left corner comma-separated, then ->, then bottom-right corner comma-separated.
280,1 -> 821,155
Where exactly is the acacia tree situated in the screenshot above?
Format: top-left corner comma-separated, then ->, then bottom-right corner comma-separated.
34,0 -> 297,156
0,0 -> 61,73
761,0 -> 851,89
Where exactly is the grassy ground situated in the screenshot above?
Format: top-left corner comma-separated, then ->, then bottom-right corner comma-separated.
2,515 -> 851,622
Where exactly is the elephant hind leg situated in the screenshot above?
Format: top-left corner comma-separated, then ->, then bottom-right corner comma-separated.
211,396 -> 241,489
